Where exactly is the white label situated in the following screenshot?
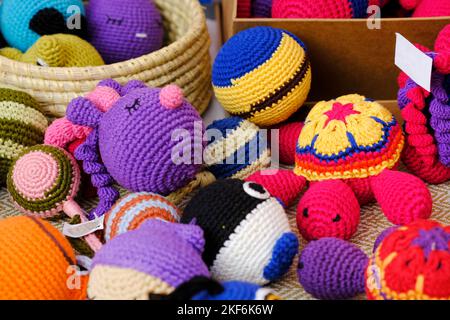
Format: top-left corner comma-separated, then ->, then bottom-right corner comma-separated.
63,215 -> 105,238
395,33 -> 433,92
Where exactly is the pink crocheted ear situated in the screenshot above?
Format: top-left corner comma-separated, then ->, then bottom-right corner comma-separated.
160,85 -> 184,109
245,169 -> 307,207
370,169 -> 432,225
44,118 -> 92,149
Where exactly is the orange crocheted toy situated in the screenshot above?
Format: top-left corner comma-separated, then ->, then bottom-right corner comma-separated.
0,216 -> 88,300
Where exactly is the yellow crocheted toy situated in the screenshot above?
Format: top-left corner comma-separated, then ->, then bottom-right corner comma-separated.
0,34 -> 104,67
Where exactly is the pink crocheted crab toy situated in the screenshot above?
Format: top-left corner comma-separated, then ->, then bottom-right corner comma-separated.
292,94 -> 433,241
400,0 -> 450,17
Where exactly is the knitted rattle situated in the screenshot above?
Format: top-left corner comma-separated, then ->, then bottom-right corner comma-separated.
88,219 -> 210,300
0,34 -> 104,67
298,220 -> 450,300
0,88 -> 48,185
0,216 -> 88,300
398,25 -> 450,183
0,0 -> 87,52
204,117 -> 271,180
212,27 -> 311,127
6,145 -> 102,252
400,0 -> 450,17
181,169 -> 305,285
159,276 -> 280,300
272,0 -> 387,19
87,0 -> 164,64
66,81 -> 204,219
103,192 -> 181,242
295,94 -> 432,241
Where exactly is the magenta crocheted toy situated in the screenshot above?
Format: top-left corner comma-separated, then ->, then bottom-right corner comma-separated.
293,94 -> 432,241
86,0 -> 164,64
400,0 -> 450,17
65,79 -> 204,220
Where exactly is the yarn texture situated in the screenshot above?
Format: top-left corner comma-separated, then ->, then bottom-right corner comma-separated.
87,0 -> 164,64
212,27 -> 311,126
400,0 -> 450,17
0,0 -> 87,52
0,34 -> 104,67
0,88 -> 48,185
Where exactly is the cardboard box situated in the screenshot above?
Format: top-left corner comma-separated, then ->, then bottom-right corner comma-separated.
220,0 -> 450,120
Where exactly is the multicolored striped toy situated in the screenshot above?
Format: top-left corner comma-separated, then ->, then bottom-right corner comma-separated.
104,192 -> 181,242
0,88 -> 48,185
204,117 -> 271,180
212,27 -> 311,127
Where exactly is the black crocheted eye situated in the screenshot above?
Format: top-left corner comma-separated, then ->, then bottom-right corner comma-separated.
332,214 -> 341,223
243,182 -> 270,200
303,208 -> 309,218
106,15 -> 125,26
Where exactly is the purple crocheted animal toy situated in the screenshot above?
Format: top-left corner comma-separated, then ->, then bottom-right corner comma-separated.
86,0 -> 164,64
66,79 -> 204,219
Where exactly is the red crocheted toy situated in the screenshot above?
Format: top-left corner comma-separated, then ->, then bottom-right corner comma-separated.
277,122 -> 304,165
293,94 -> 432,241
400,0 -> 450,17
237,0 -> 252,18
398,25 -> 450,184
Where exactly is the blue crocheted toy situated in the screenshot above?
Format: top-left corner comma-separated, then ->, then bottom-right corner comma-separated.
0,0 -> 87,52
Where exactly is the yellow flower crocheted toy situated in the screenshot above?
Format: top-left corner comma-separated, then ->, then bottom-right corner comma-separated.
0,34 -> 104,67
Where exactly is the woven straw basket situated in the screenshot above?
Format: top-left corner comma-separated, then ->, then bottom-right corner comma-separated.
0,0 -> 212,117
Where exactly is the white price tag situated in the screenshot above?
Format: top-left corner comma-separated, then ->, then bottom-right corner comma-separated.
63,215 -> 105,238
395,33 -> 433,92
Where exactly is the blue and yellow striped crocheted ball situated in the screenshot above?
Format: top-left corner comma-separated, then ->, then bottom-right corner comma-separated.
204,117 -> 271,179
212,27 -> 312,127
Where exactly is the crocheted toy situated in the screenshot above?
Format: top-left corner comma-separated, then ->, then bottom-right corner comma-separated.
298,220 -> 450,300
237,0 -> 252,18
7,145 -> 102,252
0,34 -> 104,67
212,27 -> 312,127
398,25 -> 450,183
86,0 -> 164,64
0,88 -> 48,185
103,192 -> 181,242
0,216 -> 88,300
272,0 -> 385,18
400,0 -> 450,17
252,0 -> 273,17
181,169 -> 305,284
204,117 -> 271,180
66,81 -> 204,219
161,276 -> 280,300
88,219 -> 210,300
295,94 -> 433,241
0,0 -> 87,52
277,121 -> 304,165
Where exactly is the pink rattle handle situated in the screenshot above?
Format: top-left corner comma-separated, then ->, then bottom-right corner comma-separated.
63,201 -> 103,252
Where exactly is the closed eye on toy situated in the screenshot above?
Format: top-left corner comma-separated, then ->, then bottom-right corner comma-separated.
125,98 -> 141,115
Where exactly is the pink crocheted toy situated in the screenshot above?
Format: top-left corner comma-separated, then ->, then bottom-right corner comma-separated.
277,122 -> 304,165
294,94 -> 433,241
400,0 -> 450,17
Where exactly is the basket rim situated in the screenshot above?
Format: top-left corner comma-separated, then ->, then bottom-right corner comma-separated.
0,0 -> 206,80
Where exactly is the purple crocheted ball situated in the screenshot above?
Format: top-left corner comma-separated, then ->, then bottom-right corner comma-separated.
86,0 -> 164,64
297,238 -> 368,300
252,0 -> 272,17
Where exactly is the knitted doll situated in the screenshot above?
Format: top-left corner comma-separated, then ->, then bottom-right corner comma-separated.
295,94 -> 432,241
88,219 -> 210,300
400,0 -> 450,17
0,34 -> 104,67
181,169 -> 305,285
86,0 -> 164,64
204,117 -> 271,179
212,27 -> 311,127
272,0 -> 387,19
0,0 -> 87,52
0,216 -> 88,300
159,276 -> 280,300
66,81 -> 204,219
398,24 -> 450,183
298,220 -> 450,300
0,88 -> 48,185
